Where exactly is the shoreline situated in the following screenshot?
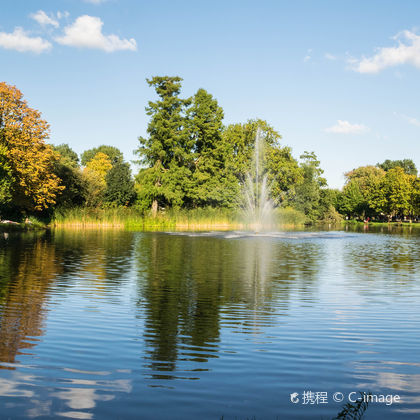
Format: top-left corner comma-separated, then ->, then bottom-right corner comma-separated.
2,218 -> 419,233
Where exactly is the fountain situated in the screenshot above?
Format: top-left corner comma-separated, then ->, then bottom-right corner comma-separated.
242,128 -> 275,232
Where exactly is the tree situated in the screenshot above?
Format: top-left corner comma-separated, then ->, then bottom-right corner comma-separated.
135,76 -> 192,214
292,151 -> 327,220
371,167 -> 414,218
83,152 -> 113,207
0,82 -> 64,211
318,188 -> 343,223
221,119 -> 302,207
53,143 -> 79,168
411,177 -> 420,216
265,144 -> 303,205
186,88 -> 230,207
52,144 -> 86,208
338,180 -> 364,218
104,162 -> 135,206
81,145 -> 123,166
377,159 -> 417,176
85,152 -> 112,177
343,165 -> 385,218
135,77 -> 303,213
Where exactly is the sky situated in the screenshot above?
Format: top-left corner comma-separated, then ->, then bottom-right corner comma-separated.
1,0 -> 420,188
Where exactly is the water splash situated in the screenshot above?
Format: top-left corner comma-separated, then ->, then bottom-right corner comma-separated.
242,129 -> 275,231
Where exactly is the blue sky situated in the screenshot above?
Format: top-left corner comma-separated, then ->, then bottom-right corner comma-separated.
1,0 -> 420,188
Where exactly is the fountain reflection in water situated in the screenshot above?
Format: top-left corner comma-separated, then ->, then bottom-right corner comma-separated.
243,128 -> 275,231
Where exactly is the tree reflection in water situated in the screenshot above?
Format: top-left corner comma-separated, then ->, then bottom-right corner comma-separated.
135,232 -> 322,380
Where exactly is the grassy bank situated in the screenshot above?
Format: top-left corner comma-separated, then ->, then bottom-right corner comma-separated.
344,220 -> 420,227
52,206 -> 308,230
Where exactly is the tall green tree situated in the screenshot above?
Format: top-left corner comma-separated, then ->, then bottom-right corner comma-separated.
343,165 -> 385,218
186,88 -> 230,207
371,167 -> 414,218
292,151 -> 326,220
135,76 -> 192,214
338,180 -> 365,218
318,188 -> 343,222
377,159 -> 417,176
105,162 -> 135,206
52,144 -> 86,208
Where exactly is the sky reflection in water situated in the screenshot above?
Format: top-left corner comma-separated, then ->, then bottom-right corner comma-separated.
0,227 -> 419,419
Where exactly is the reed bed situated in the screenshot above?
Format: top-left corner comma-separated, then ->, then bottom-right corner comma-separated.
52,206 -> 308,230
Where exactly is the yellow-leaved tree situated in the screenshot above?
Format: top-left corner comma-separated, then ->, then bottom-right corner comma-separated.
0,82 -> 64,211
83,152 -> 113,207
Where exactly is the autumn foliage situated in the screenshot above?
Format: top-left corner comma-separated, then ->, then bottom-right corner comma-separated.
0,82 -> 64,211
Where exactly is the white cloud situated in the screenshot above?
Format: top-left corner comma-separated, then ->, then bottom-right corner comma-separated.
30,10 -> 59,28
325,120 -> 369,134
395,112 -> 420,127
0,27 -> 52,53
55,15 -> 137,52
84,0 -> 107,4
405,115 -> 420,126
325,53 -> 336,60
56,11 -> 70,20
303,48 -> 312,63
350,30 -> 420,74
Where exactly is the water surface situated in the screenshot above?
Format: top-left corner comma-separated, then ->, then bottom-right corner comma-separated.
0,227 -> 419,419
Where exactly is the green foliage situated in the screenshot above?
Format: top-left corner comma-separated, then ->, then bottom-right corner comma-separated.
135,78 -> 303,214
186,88 -> 232,207
336,163 -> 420,220
371,167 -> 414,217
339,166 -> 385,219
51,143 -> 86,209
81,145 -> 123,166
52,160 -> 86,209
338,180 -> 365,218
104,162 -> 136,206
378,158 -> 417,176
222,119 -> 303,206
53,143 -> 79,168
135,76 -> 192,211
345,165 -> 385,190
275,206 -> 308,226
318,189 -> 343,223
291,151 -> 326,221
412,177 -> 420,215
266,145 -> 303,204
5,78 -> 420,225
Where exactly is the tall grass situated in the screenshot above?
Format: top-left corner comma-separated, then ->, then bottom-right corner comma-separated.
53,207 -> 133,228
53,206 -> 308,230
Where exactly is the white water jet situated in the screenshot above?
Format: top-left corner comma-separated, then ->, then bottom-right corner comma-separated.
242,129 -> 275,232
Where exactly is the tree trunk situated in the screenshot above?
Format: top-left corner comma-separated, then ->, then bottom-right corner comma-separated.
151,199 -> 158,218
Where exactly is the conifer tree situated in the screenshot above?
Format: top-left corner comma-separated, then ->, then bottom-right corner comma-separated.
135,76 -> 192,214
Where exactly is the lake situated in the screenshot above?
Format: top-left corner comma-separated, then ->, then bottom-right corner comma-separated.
0,227 -> 419,419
